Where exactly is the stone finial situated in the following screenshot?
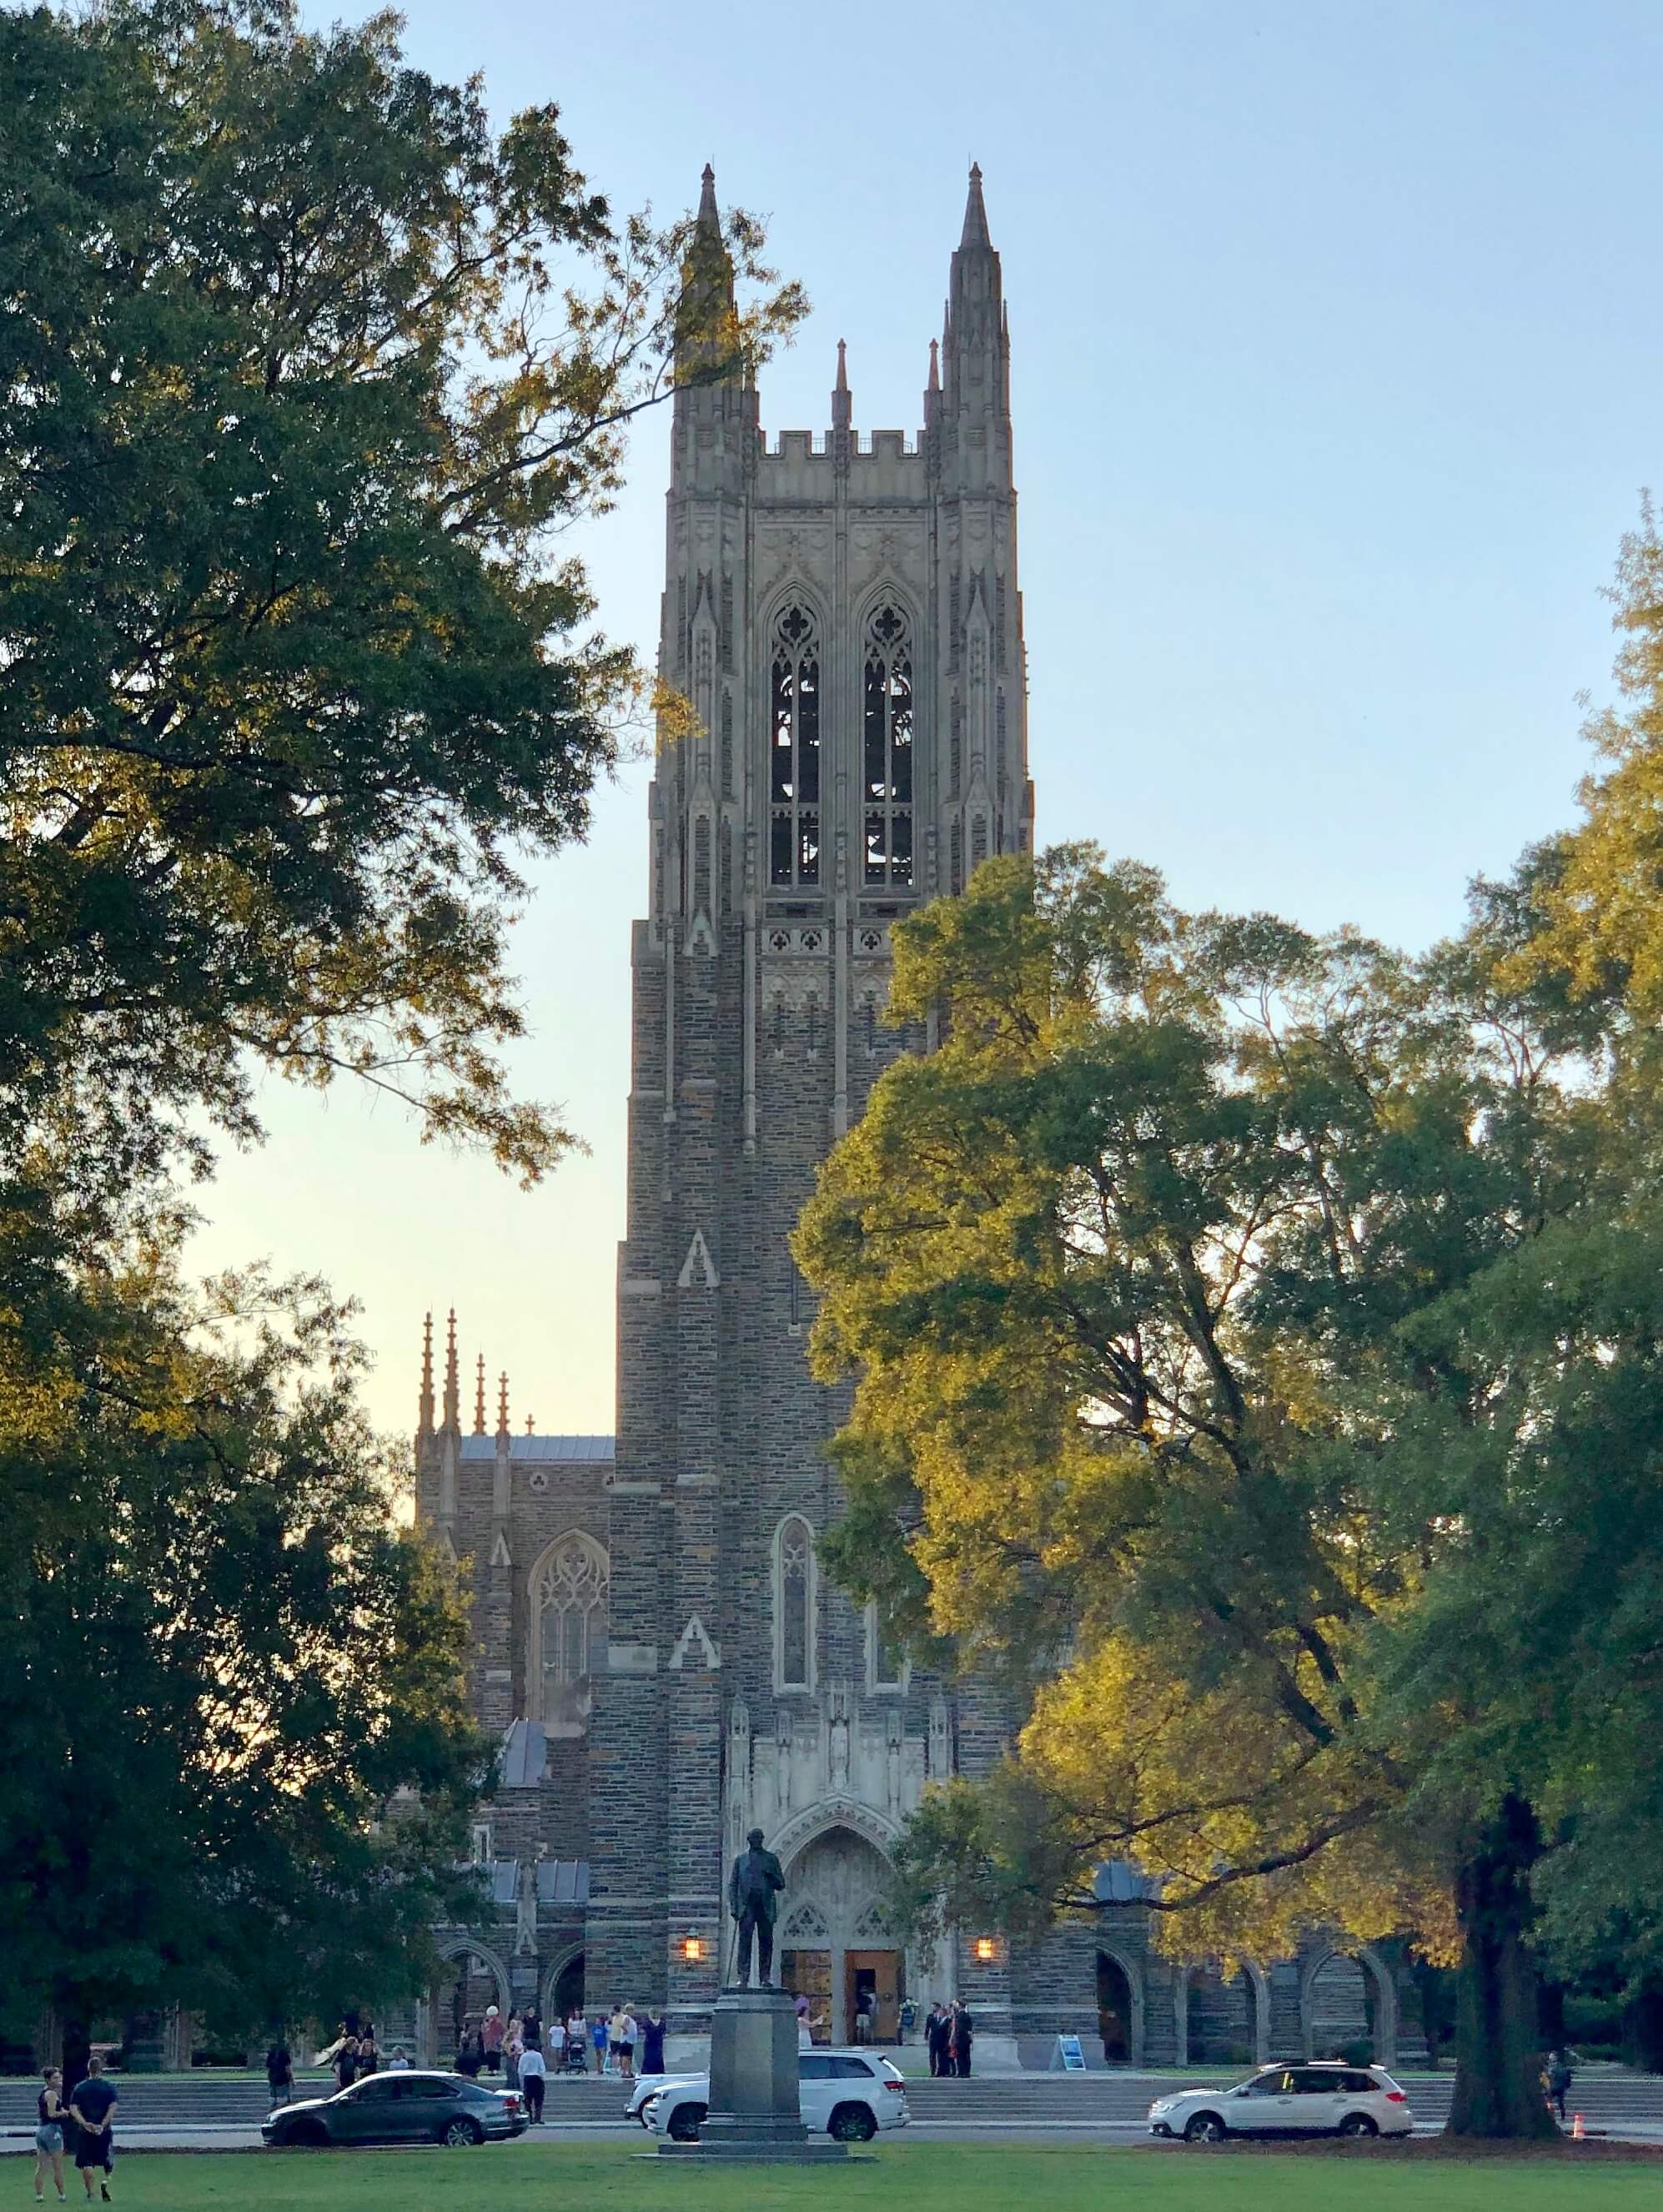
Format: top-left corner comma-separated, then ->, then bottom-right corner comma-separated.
473,1353 -> 486,1436
832,338 -> 851,431
927,337 -> 941,392
496,1371 -> 510,1441
525,1414 -> 535,1434
418,1311 -> 435,1438
442,1308 -> 460,1431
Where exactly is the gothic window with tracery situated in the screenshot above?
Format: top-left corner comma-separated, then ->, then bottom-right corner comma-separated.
532,1531 -> 610,1729
775,1514 -> 816,1692
769,606 -> 821,887
862,604 -> 914,886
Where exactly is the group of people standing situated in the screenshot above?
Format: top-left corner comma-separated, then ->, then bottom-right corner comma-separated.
33,2056 -> 116,2204
450,2003 -> 669,2114
924,2001 -> 975,2077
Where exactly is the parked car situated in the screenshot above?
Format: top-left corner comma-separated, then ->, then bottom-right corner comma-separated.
642,2049 -> 910,2144
261,2070 -> 528,2149
1149,2063 -> 1413,2143
627,2073 -> 698,2124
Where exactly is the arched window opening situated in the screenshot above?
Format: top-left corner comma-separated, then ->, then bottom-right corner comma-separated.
533,1532 -> 609,1732
770,606 -> 821,887
866,1601 -> 906,1692
862,605 -> 914,887
776,1515 -> 815,1692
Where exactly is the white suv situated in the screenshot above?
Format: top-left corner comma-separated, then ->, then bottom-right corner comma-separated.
642,2049 -> 910,2144
1149,2063 -> 1414,2142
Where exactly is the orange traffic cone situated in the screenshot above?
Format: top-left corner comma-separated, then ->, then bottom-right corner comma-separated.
1572,2113 -> 1585,2141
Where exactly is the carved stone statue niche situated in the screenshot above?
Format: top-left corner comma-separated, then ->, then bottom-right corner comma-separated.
728,1827 -> 786,1986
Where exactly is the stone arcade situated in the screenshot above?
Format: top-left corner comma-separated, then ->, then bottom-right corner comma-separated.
411,169 -> 1419,2074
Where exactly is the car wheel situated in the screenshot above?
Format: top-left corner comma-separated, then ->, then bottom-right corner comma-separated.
667,2103 -> 706,2144
828,2103 -> 878,2143
1184,2112 -> 1228,2143
1338,2113 -> 1379,2138
441,2118 -> 483,2147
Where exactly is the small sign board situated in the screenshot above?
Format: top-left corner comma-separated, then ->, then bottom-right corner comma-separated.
1051,2034 -> 1088,2073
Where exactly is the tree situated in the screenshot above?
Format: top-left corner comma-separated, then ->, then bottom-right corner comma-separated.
796,846 -> 1623,2137
0,1218 -> 490,2041
0,0 -> 803,1193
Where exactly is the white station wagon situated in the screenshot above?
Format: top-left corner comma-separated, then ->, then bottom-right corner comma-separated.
641,2049 -> 910,2144
1149,2062 -> 1414,2142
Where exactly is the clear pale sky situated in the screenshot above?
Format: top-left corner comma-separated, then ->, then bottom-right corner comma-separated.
189,0 -> 1663,1441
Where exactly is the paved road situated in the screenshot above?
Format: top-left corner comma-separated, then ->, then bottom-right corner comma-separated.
7,2118 -> 1662,2154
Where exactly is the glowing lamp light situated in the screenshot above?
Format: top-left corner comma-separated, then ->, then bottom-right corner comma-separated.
973,1936 -> 997,1963
683,1933 -> 705,1962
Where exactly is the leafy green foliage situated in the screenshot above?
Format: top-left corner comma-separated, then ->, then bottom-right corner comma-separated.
0,1213 -> 490,2036
795,845 -> 1629,2134
0,0 -> 803,1191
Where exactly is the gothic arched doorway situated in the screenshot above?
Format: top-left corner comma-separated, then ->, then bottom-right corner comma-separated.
1096,1951 -> 1133,2063
419,1941 -> 510,2067
777,1826 -> 903,2045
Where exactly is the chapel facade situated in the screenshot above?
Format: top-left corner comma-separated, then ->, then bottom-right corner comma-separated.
411,170 -> 1412,2073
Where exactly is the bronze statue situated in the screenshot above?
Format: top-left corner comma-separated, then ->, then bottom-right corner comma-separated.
728,1827 -> 786,1985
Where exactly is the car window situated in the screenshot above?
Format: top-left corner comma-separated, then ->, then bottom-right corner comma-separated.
831,2056 -> 874,2079
1290,2069 -> 1342,2094
410,2079 -> 455,2099
1240,2073 -> 1289,2097
1341,2071 -> 1377,2094
347,2079 -> 399,2100
797,2055 -> 832,2081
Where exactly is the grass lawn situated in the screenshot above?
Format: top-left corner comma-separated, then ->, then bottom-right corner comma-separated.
88,2139 -> 1663,2211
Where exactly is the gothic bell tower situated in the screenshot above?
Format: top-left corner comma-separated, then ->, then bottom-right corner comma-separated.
584,167 -> 1031,2039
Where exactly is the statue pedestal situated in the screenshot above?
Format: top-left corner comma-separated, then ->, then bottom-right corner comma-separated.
656,1984 -> 848,2163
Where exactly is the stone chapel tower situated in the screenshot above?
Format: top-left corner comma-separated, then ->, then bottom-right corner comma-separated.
582,165 -> 1032,2039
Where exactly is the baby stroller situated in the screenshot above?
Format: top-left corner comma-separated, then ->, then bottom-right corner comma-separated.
562,2029 -> 589,2074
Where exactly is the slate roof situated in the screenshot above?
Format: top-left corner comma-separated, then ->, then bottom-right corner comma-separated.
456,1435 -> 615,1462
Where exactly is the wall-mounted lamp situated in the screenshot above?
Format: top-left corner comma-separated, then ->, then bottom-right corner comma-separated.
972,1936 -> 998,1963
683,1933 -> 705,1963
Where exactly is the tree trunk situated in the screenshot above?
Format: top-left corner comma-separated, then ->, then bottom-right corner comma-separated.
1446,1795 -> 1558,2139
1625,1973 -> 1663,2073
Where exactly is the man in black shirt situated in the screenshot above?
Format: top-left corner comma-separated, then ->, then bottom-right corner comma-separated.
68,2057 -> 117,2202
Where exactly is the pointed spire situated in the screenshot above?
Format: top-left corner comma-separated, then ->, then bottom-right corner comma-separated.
696,162 -> 720,239
473,1353 -> 486,1436
496,1371 -> 510,1441
928,337 -> 941,392
418,1311 -> 435,1437
442,1308 -> 460,1431
832,338 -> 852,433
960,161 -> 991,250
676,163 -> 739,385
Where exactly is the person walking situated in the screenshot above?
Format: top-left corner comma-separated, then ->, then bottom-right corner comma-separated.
355,2025 -> 379,2076
898,1996 -> 917,2047
517,2034 -> 547,2125
640,2009 -> 666,2078
264,2039 -> 294,2107
34,2068 -> 67,2204
502,2016 -> 523,2091
950,2001 -> 974,2080
1547,2049 -> 1574,2124
545,2015 -> 567,2076
591,2013 -> 608,2075
67,2058 -> 116,2204
334,2033 -> 359,2093
480,2005 -> 504,2073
